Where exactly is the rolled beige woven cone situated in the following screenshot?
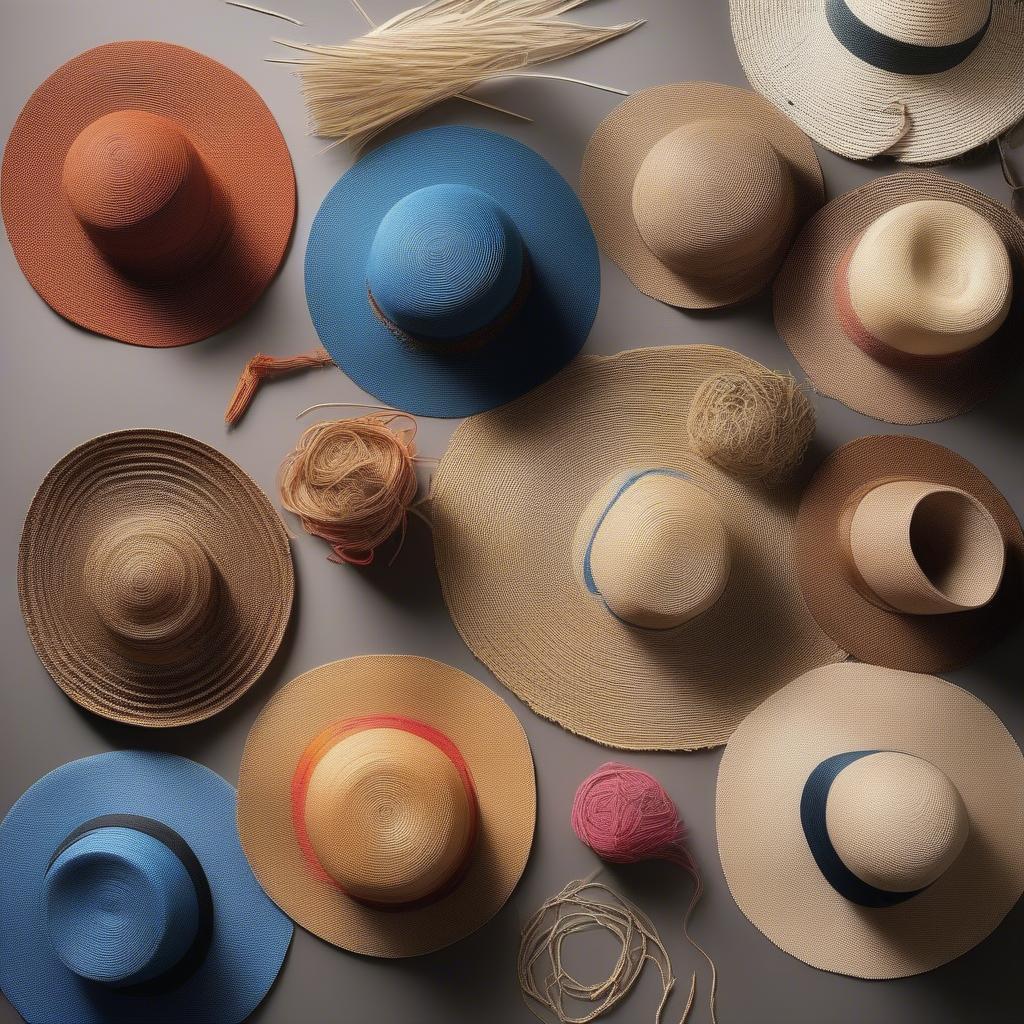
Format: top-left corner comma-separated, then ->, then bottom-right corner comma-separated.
774,172 -> 1024,424
730,0 -> 1024,163
18,429 -> 294,727
717,662 -> 1024,979
430,344 -> 846,752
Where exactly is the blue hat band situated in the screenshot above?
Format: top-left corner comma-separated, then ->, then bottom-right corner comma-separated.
825,0 -> 991,75
800,751 -> 927,908
368,253 -> 533,355
44,814 -> 214,993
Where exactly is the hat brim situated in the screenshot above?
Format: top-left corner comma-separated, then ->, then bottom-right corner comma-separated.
579,82 -> 823,309
430,345 -> 845,751
730,0 -> 1024,162
305,125 -> 600,418
18,430 -> 294,726
236,656 -> 536,957
0,751 -> 292,1023
774,172 -> 1024,424
795,434 -> 1023,672
717,663 -> 1024,978
1,41 -> 296,347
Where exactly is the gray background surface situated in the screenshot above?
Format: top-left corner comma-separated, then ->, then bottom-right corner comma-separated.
1,1 -> 1022,1021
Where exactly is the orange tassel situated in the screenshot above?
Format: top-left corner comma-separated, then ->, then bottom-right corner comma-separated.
225,348 -> 334,425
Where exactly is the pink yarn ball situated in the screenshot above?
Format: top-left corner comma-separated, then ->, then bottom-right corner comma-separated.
571,762 -> 686,864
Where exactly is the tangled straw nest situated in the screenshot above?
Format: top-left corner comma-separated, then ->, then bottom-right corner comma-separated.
686,368 -> 815,483
278,414 -> 419,565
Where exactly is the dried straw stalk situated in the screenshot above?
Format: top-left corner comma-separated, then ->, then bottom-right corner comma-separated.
273,0 -> 643,144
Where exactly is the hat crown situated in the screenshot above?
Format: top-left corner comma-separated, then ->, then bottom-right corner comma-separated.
84,517 -> 217,659
631,120 -> 794,279
845,200 -> 1012,357
366,184 -> 525,342
843,0 -> 990,47
43,827 -> 199,986
826,751 -> 969,893
61,110 -> 228,280
303,725 -> 476,905
579,470 -> 731,630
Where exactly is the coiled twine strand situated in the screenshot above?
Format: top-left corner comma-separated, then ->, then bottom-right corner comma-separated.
278,412 -> 419,565
519,878 -> 682,1024
686,367 -> 815,483
569,763 -> 717,1024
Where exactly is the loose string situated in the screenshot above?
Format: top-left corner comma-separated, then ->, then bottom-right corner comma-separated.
278,408 -> 424,565
997,132 -> 1023,215
225,347 -> 333,425
570,764 -> 718,1024
518,877 -> 692,1024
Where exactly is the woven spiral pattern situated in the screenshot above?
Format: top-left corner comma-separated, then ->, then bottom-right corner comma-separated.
775,172 -> 1024,424
795,434 -> 1023,672
431,345 -> 845,751
18,430 -> 294,726
730,0 -> 1024,163
580,82 -> 823,310
687,369 -> 815,483
279,415 -> 418,565
0,41 -> 295,346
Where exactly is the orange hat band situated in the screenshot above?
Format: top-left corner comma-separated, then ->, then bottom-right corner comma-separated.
290,716 -> 479,910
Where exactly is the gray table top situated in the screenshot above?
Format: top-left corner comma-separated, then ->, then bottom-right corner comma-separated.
2,1 -> 1021,1022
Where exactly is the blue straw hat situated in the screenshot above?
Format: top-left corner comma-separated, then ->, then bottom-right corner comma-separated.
0,751 -> 292,1024
305,125 -> 600,417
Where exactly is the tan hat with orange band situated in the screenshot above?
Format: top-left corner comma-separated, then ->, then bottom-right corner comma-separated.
236,656 -> 535,957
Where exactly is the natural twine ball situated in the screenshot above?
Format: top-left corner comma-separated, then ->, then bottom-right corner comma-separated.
278,415 -> 418,565
686,368 -> 815,483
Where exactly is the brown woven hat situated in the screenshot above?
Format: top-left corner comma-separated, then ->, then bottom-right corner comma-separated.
236,656 -> 536,957
18,429 -> 294,726
775,171 -> 1024,424
795,434 -> 1023,673
717,662 -> 1024,978
1,41 -> 295,347
430,345 -> 846,752
579,82 -> 823,309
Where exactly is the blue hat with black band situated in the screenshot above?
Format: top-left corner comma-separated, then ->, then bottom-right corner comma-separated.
0,751 -> 292,1024
305,125 -> 600,418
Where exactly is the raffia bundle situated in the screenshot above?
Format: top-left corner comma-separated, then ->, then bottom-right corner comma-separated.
274,0 -> 643,144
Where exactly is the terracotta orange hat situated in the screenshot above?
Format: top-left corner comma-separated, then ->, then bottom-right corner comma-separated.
1,41 -> 296,347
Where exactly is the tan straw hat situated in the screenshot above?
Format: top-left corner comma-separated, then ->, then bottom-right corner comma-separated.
18,429 -> 294,726
430,345 -> 846,751
717,662 -> 1024,978
775,172 -> 1024,424
579,82 -> 823,309
1,41 -> 295,347
730,0 -> 1024,163
795,434 -> 1023,673
236,656 -> 535,957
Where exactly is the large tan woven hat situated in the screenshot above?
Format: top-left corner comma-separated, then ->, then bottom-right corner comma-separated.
1,41 -> 295,347
18,430 -> 293,726
730,0 -> 1024,163
795,434 -> 1023,672
430,345 -> 846,751
579,83 -> 823,309
775,172 -> 1024,424
236,656 -> 535,957
717,662 -> 1024,978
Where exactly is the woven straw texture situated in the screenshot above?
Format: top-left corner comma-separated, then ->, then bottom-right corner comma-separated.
775,172 -> 1024,424
0,750 -> 292,1024
430,345 -> 846,751
236,656 -> 536,957
18,429 -> 294,727
795,434 -> 1023,672
1,41 -> 295,347
579,82 -> 823,309
730,0 -> 1024,163
305,125 -> 599,418
717,663 -> 1024,978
